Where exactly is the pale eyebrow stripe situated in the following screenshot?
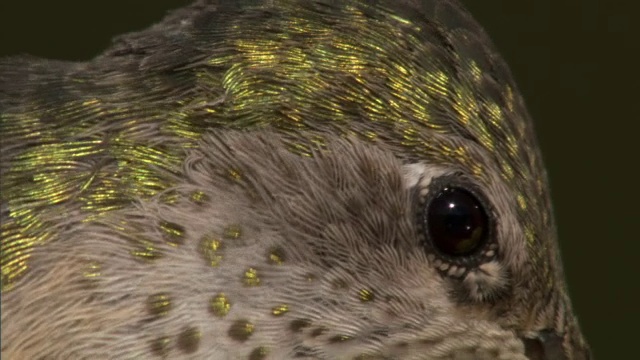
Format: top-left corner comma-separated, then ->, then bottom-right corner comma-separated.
402,163 -> 449,190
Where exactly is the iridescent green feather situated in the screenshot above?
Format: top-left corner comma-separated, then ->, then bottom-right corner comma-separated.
1,0 -> 552,298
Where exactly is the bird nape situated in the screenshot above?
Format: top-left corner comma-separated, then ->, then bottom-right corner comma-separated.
0,0 -> 591,359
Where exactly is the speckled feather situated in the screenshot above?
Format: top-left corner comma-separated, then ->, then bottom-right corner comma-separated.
0,0 -> 589,359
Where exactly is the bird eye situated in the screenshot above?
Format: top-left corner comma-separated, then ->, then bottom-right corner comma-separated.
423,186 -> 488,256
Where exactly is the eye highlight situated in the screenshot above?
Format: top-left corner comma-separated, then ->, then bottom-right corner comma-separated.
423,186 -> 488,256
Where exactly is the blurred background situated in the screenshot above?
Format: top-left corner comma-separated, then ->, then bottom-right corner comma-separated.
1,1 -> 637,357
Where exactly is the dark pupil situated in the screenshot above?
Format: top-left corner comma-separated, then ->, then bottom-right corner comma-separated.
425,187 -> 488,256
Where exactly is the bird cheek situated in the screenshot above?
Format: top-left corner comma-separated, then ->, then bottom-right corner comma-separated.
460,260 -> 510,302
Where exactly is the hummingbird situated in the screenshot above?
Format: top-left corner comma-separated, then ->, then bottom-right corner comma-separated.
0,0 -> 591,359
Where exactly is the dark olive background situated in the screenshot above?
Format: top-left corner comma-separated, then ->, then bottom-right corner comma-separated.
1,1 -> 637,358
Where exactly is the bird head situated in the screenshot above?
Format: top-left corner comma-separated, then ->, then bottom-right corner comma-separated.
0,1 -> 590,359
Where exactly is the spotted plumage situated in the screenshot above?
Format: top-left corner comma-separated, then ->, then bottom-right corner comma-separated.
1,0 -> 590,359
